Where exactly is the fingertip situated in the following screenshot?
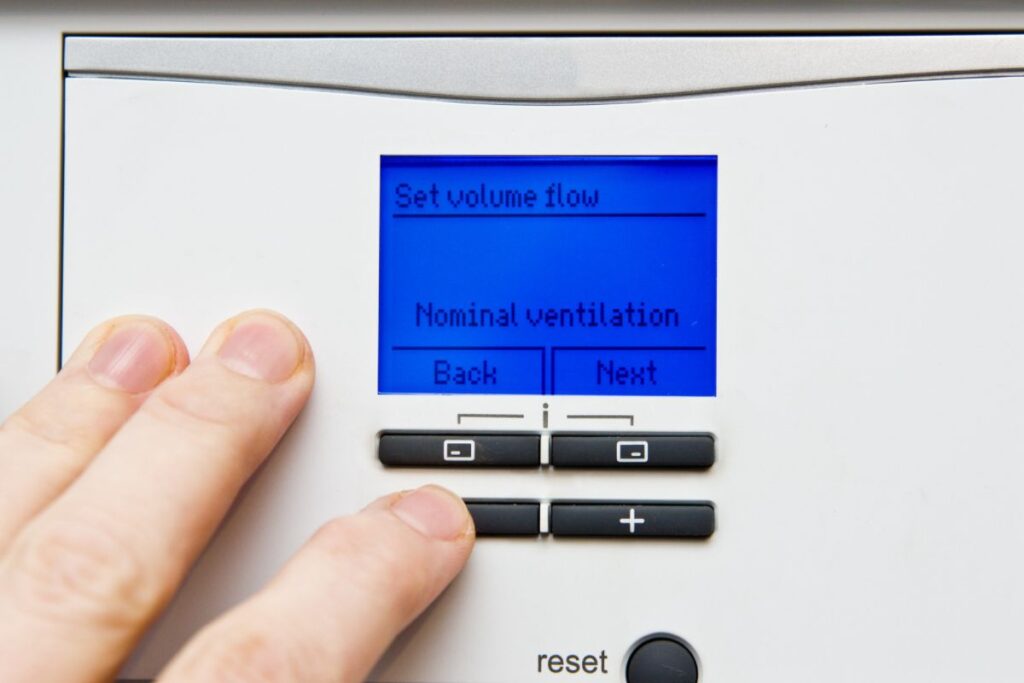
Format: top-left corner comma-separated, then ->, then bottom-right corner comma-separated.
75,316 -> 189,394
390,485 -> 475,543
201,310 -> 315,386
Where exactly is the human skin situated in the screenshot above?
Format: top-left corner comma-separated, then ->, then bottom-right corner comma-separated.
0,310 -> 475,682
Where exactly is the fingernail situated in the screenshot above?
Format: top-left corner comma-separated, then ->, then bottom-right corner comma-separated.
217,315 -> 304,382
88,323 -> 175,393
391,486 -> 469,541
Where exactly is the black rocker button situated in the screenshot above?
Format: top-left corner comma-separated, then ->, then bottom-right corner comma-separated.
463,499 -> 540,536
549,502 -> 715,538
550,434 -> 714,469
378,433 -> 540,467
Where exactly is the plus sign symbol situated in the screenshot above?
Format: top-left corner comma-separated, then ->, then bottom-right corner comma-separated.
619,508 -> 646,534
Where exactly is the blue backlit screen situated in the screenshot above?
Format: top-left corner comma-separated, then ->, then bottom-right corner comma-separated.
378,156 -> 717,396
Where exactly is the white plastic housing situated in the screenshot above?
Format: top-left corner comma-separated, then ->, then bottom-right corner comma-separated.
63,70 -> 1024,682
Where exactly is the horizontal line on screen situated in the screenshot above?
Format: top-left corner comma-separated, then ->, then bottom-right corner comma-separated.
392,346 -> 545,351
392,346 -> 707,351
552,346 -> 708,351
392,212 -> 706,219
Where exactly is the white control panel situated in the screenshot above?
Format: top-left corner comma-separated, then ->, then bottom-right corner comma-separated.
48,33 -> 1024,682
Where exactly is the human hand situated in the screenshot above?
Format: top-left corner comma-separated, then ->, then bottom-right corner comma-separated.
0,311 -> 475,682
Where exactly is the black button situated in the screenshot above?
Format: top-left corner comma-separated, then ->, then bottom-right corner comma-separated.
464,499 -> 540,536
549,502 -> 715,538
378,433 -> 540,467
550,434 -> 714,469
626,636 -> 698,683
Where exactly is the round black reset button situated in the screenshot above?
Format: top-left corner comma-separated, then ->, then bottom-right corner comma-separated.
625,636 -> 698,683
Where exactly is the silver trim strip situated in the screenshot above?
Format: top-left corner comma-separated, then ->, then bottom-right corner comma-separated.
65,36 -> 1024,102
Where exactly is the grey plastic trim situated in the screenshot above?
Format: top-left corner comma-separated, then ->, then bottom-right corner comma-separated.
64,35 -> 1024,103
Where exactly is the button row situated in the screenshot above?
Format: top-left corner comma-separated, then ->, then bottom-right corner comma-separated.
378,432 -> 715,468
465,500 -> 715,538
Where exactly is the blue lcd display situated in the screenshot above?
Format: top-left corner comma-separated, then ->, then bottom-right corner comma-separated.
378,156 -> 717,396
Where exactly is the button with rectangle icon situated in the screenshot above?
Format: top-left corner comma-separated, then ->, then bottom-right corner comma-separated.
378,433 -> 541,467
550,434 -> 715,469
616,440 -> 649,463
443,439 -> 476,462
